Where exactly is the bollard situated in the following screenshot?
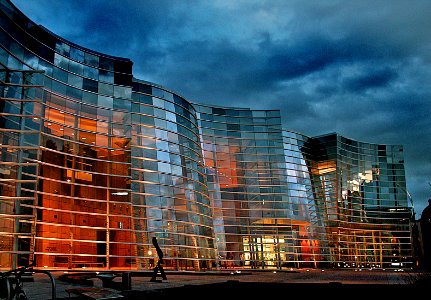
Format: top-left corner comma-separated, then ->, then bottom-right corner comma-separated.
122,272 -> 131,290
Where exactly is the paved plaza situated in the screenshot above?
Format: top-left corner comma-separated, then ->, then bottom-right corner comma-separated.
12,268 -> 426,300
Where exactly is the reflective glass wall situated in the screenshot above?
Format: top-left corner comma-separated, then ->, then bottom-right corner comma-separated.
194,104 -> 330,269
131,80 -> 215,271
0,58 -> 43,269
0,0 -> 135,269
0,0 -> 412,270
307,134 -> 411,268
0,0 -> 215,270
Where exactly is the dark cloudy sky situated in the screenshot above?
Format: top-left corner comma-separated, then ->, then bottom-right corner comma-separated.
12,0 -> 431,217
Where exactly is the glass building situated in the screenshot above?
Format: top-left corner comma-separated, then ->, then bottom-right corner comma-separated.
0,0 -> 412,270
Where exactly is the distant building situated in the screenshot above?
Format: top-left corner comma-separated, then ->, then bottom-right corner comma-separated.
418,200 -> 431,270
0,0 -> 413,270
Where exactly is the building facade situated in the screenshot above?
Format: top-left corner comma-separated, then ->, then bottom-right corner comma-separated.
0,0 -> 412,270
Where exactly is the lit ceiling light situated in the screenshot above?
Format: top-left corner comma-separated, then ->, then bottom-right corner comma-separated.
60,128 -> 64,131
112,192 -> 128,196
82,137 -> 86,140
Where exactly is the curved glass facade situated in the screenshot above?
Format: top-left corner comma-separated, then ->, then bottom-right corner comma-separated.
307,134 -> 411,268
0,0 -> 412,270
131,80 -> 214,270
194,104 -> 330,268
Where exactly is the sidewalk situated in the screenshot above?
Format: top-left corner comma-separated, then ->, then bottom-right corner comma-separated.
21,268 -> 421,299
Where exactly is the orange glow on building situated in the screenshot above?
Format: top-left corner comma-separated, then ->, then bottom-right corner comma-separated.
0,0 -> 413,271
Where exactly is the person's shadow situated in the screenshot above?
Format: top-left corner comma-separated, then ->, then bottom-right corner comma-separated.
150,237 -> 167,282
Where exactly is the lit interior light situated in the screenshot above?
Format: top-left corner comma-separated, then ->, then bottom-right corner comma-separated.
112,192 -> 128,196
60,128 -> 64,131
47,123 -> 52,126
148,250 -> 152,256
33,117 -> 38,120
60,111 -> 64,113
82,137 -> 86,140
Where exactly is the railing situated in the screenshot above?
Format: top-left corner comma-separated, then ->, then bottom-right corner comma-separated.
0,266 -> 57,300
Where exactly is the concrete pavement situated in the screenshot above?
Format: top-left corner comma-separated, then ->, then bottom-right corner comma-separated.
16,268 -> 424,299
